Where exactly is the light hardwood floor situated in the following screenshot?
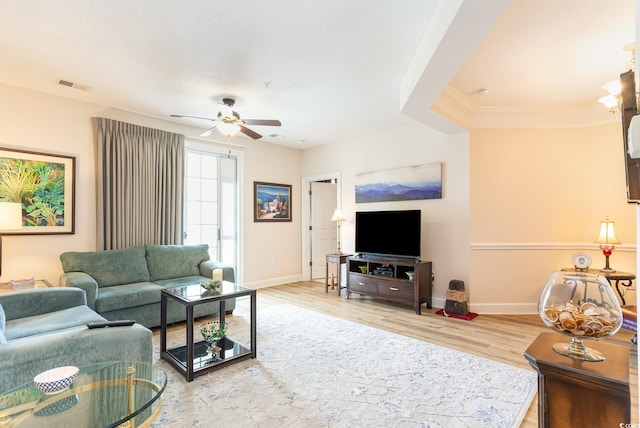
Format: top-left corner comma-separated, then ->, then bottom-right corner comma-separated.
250,280 -> 639,426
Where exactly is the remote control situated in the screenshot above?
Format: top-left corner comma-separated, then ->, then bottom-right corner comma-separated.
87,320 -> 136,329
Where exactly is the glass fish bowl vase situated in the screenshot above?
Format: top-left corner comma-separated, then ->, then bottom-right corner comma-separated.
538,271 -> 622,362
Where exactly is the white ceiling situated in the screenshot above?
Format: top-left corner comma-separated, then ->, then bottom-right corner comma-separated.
0,0 -> 635,149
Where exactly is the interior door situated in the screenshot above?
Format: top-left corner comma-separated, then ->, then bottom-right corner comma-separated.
310,181 -> 337,279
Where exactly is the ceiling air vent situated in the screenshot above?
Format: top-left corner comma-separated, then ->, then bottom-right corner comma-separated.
57,79 -> 90,91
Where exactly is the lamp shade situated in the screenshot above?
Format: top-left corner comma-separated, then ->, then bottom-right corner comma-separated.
0,202 -> 22,231
594,218 -> 621,245
330,209 -> 346,222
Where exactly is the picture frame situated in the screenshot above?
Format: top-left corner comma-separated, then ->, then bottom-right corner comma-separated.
0,147 -> 75,234
254,181 -> 292,222
355,162 -> 442,203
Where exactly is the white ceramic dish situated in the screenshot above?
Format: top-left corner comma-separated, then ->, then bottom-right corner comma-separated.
33,366 -> 79,395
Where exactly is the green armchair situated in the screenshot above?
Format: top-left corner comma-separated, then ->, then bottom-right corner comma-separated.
0,287 -> 152,393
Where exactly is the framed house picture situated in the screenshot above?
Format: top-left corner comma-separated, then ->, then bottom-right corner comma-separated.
0,147 -> 75,234
254,181 -> 292,222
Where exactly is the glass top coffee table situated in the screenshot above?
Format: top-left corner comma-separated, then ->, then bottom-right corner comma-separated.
0,361 -> 166,428
160,281 -> 257,381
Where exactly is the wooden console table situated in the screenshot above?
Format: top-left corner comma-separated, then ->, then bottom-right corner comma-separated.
524,333 -> 630,427
325,253 -> 351,296
346,256 -> 433,314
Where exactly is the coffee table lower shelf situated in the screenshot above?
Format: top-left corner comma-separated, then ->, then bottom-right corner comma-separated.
162,337 -> 253,379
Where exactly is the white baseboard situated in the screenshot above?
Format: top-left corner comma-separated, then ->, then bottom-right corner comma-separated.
246,281 -> 539,314
246,275 -> 302,289
467,302 -> 538,315
431,297 -> 537,314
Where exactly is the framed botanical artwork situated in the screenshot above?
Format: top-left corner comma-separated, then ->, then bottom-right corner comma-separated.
0,147 -> 75,234
254,181 -> 292,222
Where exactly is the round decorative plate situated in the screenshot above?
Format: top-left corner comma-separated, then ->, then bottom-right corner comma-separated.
571,253 -> 592,269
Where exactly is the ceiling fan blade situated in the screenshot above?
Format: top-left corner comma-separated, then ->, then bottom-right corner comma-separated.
170,114 -> 215,122
199,125 -> 218,137
239,125 -> 263,140
242,119 -> 282,127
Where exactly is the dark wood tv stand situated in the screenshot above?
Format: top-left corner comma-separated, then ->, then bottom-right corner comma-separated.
346,255 -> 433,314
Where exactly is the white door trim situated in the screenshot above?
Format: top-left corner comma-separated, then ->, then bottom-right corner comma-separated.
301,171 -> 342,281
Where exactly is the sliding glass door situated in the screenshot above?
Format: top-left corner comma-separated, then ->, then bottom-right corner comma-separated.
184,144 -> 238,271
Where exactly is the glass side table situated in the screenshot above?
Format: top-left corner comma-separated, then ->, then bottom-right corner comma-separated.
160,281 -> 257,381
0,279 -> 52,293
0,361 -> 166,428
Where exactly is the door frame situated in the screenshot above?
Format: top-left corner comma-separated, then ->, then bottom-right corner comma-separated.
301,171 -> 342,281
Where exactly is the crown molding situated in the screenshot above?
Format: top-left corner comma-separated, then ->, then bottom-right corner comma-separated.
433,85 -> 618,129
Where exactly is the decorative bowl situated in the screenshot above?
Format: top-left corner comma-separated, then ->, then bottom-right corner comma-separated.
33,366 -> 79,395
199,321 -> 227,342
200,280 -> 222,291
406,272 -> 414,281
538,271 -> 622,361
358,266 -> 367,274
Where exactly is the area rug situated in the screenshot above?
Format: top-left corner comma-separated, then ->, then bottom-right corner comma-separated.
151,304 -> 536,428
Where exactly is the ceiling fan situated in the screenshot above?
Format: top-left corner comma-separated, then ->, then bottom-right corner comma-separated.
171,98 -> 281,140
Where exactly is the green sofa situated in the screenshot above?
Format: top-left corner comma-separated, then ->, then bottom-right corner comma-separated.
0,287 -> 152,393
59,244 -> 236,328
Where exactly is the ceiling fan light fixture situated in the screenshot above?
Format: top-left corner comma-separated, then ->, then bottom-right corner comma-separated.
602,79 -> 621,96
217,121 -> 240,137
598,94 -> 619,109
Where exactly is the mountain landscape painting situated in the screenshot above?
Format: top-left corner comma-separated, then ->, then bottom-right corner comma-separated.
355,163 -> 442,203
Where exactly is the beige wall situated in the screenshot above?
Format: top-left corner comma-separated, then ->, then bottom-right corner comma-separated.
470,124 -> 637,313
0,83 -> 302,287
0,84 -> 98,283
242,142 -> 302,287
1,82 -> 636,313
301,121 -> 471,308
300,121 -> 637,314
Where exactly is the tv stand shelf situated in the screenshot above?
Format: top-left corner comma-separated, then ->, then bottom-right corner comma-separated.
346,256 -> 433,314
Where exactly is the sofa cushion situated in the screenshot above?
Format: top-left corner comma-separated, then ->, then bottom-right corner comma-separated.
94,282 -> 163,313
146,244 -> 210,281
60,246 -> 150,287
0,304 -> 6,345
4,306 -> 106,341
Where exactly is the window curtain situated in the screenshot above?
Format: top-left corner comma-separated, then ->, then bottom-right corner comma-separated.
95,118 -> 184,250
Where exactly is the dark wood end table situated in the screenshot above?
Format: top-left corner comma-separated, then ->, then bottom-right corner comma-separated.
524,332 -> 630,427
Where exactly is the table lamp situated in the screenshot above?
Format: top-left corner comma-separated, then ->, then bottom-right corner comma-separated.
594,217 -> 621,273
330,209 -> 346,255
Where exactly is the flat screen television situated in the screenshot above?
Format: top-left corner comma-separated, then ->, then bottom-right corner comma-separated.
355,210 -> 421,258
